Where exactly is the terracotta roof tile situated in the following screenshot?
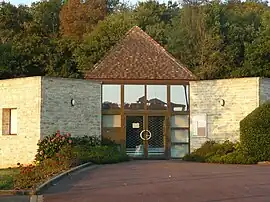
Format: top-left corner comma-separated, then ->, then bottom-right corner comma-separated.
85,26 -> 197,80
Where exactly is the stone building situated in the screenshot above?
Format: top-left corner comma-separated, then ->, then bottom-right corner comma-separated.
0,77 -> 101,168
1,26 -> 270,168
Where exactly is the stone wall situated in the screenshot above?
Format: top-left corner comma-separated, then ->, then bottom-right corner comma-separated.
0,77 -> 41,168
259,77 -> 270,104
189,77 -> 260,151
40,77 -> 102,138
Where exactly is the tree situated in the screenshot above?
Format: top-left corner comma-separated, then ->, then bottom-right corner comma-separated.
75,11 -> 136,71
29,0 -> 62,37
59,0 -> 107,39
45,38 -> 82,78
0,2 -> 32,43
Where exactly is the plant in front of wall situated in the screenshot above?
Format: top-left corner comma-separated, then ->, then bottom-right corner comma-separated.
240,102 -> 270,162
183,140 -> 257,164
35,130 -> 73,162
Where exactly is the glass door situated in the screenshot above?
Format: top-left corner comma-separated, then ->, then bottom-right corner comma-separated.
125,115 -> 166,158
146,115 -> 166,158
125,115 -> 145,157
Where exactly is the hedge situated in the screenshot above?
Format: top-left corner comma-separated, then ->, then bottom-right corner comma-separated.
240,102 -> 270,162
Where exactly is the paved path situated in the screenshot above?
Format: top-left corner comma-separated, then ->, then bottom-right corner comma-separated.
42,160 -> 270,202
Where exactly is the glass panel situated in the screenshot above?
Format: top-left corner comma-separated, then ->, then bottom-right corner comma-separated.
102,85 -> 121,110
124,85 -> 144,110
148,116 -> 165,157
102,115 -> 121,127
10,109 -> 17,134
171,115 -> 189,128
147,85 -> 167,110
126,116 -> 144,157
170,85 -> 188,111
171,144 -> 189,158
171,129 -> 189,143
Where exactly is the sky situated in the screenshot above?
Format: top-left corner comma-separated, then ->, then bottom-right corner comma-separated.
4,0 -> 176,6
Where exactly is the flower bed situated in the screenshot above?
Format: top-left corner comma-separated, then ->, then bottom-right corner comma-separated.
10,131 -> 130,190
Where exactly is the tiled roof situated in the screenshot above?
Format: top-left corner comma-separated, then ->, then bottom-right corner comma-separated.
85,26 -> 197,80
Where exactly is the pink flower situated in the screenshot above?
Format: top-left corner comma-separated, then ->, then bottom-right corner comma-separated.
62,137 -> 65,141
66,133 -> 71,137
69,140 -> 72,144
56,133 -> 61,137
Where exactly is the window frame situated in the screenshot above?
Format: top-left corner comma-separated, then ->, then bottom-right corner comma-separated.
2,108 -> 18,135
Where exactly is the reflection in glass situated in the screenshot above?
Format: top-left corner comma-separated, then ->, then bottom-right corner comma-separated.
147,85 -> 167,110
171,129 -> 189,143
171,144 -> 189,158
102,85 -> 121,109
170,85 -> 188,111
171,115 -> 189,128
124,85 -> 145,110
102,115 -> 121,127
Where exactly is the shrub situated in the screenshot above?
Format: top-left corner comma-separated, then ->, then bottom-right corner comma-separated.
74,145 -> 130,165
240,102 -> 270,162
183,140 -> 236,162
35,130 -> 73,162
183,140 -> 257,164
71,135 -> 101,149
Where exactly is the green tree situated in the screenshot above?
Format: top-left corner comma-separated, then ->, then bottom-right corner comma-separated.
75,12 -> 136,72
0,2 -> 32,43
29,0 -> 62,37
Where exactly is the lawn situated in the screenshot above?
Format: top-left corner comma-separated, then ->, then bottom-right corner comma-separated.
0,168 -> 19,190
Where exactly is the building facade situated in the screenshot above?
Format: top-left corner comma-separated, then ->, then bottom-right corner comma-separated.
85,26 -> 196,159
0,77 -> 101,168
1,26 -> 270,168
189,77 -> 270,151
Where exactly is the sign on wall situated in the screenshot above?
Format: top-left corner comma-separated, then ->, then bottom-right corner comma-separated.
191,114 -> 207,137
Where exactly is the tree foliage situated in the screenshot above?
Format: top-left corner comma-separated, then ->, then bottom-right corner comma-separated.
0,0 -> 270,80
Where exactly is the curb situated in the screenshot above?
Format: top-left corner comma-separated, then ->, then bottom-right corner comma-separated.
257,161 -> 270,165
0,162 -> 96,196
0,189 -> 32,196
33,162 -> 96,195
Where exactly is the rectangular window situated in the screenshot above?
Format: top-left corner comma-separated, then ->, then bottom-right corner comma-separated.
2,108 -> 17,135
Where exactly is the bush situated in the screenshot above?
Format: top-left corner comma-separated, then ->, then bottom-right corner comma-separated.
73,145 -> 130,165
183,140 -> 257,164
13,131 -> 130,190
71,135 -> 101,149
183,140 -> 236,162
35,130 -> 73,162
240,102 -> 270,162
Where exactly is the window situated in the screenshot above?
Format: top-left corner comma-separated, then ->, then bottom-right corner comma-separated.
170,85 -> 188,112
124,85 -> 145,110
147,85 -> 167,110
2,108 -> 17,135
102,85 -> 121,110
102,115 -> 121,127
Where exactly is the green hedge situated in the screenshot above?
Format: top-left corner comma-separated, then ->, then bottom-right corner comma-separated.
183,140 -> 257,164
240,102 -> 270,161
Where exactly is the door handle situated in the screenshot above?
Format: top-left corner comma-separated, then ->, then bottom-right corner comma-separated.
139,129 -> 152,141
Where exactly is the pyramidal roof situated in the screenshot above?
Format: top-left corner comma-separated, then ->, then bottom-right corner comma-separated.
85,26 -> 196,81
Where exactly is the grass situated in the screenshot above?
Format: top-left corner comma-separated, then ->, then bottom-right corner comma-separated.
0,168 -> 19,190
